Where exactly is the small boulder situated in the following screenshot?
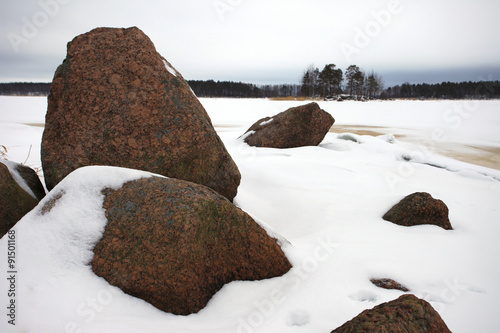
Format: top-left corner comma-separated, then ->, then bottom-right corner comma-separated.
0,161 -> 39,236
11,162 -> 45,200
382,192 -> 452,230
370,278 -> 409,292
242,102 -> 334,148
91,176 -> 292,315
331,294 -> 452,332
41,27 -> 240,201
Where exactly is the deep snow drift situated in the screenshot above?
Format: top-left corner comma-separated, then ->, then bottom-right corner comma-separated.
0,96 -> 500,332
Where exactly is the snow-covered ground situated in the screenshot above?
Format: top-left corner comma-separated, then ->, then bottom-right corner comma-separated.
1,96 -> 500,332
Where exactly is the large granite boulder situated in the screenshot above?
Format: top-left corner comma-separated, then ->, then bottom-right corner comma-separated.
0,161 -> 41,236
242,102 -> 334,148
383,192 -> 452,230
91,176 -> 292,315
332,294 -> 452,332
41,27 -> 240,201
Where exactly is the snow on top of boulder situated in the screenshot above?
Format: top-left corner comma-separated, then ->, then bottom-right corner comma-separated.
260,118 -> 274,126
238,130 -> 255,142
20,166 -> 157,268
0,166 -> 164,330
163,59 -> 177,77
0,159 -> 37,199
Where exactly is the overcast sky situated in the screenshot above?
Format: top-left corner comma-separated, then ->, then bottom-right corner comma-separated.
1,0 -> 500,86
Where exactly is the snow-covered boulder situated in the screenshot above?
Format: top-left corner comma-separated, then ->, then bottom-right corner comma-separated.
41,27 -> 240,201
242,102 -> 334,148
92,175 -> 292,315
0,160 -> 43,236
0,166 -> 290,324
382,192 -> 452,230
331,294 -> 452,332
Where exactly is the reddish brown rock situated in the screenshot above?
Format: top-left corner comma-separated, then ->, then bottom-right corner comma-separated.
91,176 -> 291,315
0,161 -> 38,237
243,102 -> 334,148
383,192 -> 452,230
41,27 -> 240,200
332,294 -> 452,333
370,278 -> 409,292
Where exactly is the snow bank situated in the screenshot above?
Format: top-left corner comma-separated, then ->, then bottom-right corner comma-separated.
226,131 -> 500,333
0,166 -> 156,332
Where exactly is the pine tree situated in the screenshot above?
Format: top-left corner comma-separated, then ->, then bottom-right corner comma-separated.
319,64 -> 343,97
366,71 -> 383,99
301,64 -> 320,97
345,65 -> 364,98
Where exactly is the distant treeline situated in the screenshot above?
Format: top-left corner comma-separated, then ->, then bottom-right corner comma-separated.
382,81 -> 500,99
1,80 -> 499,99
187,80 -> 302,98
0,82 -> 51,96
0,80 -> 301,98
188,79 -> 500,99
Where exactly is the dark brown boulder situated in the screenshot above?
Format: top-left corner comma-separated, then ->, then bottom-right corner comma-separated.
382,192 -> 452,230
91,176 -> 291,315
0,161 -> 38,237
243,102 -> 334,148
41,27 -> 240,201
12,163 -> 45,200
332,294 -> 452,333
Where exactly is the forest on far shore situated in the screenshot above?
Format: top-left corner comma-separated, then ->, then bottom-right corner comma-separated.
1,79 -> 499,100
187,79 -> 500,100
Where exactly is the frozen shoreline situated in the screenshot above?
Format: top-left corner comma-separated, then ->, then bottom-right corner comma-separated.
329,124 -> 500,170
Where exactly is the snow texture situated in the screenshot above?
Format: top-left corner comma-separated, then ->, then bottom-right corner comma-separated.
1,97 -> 500,333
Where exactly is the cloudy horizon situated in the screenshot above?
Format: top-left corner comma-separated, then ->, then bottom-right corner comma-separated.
1,0 -> 500,87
